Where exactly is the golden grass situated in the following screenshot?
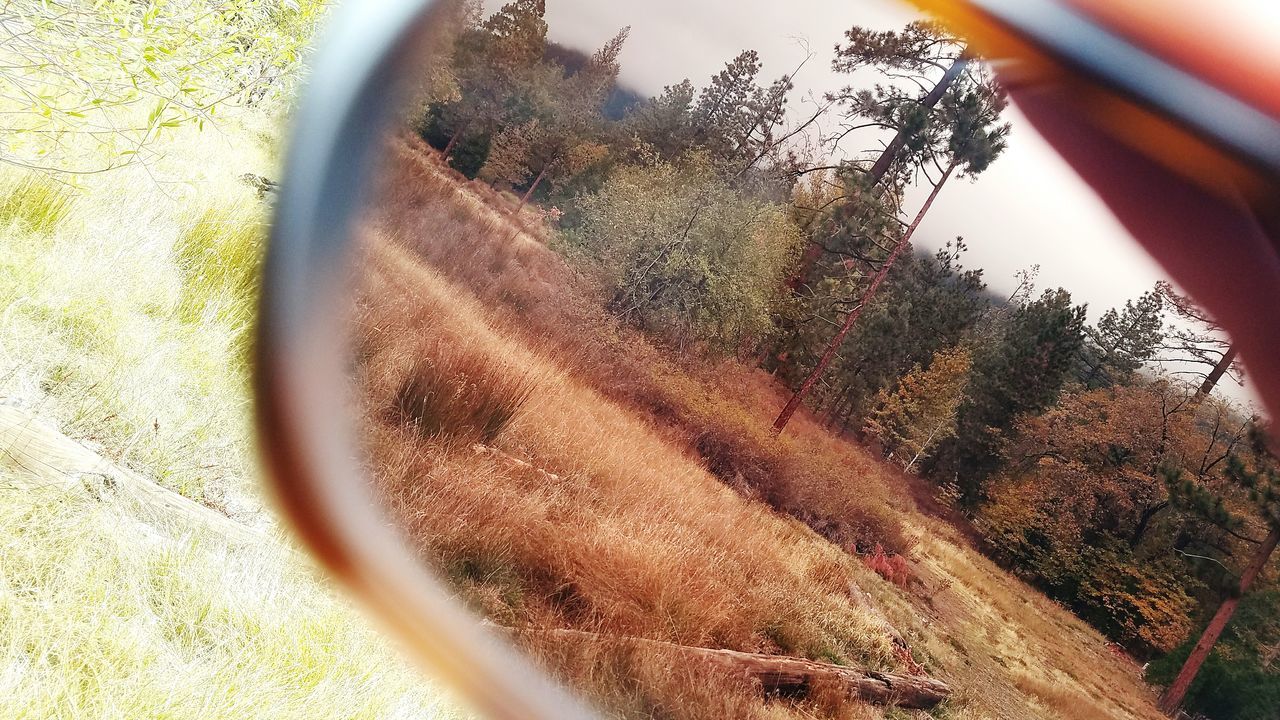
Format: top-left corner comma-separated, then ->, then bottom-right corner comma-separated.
355,242 -> 897,711
351,135 -> 1170,719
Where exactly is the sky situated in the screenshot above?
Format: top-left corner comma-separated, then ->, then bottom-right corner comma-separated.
475,0 -> 1256,406
534,0 -> 1168,312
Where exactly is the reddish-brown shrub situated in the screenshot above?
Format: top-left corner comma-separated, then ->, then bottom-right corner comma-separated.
863,544 -> 912,588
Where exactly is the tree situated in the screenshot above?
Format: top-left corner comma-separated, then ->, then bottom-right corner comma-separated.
0,0 -> 322,174
480,29 -> 629,207
977,381 -> 1234,652
562,153 -> 801,351
1147,586 -> 1280,720
1159,425 -> 1280,713
775,239 -> 986,433
690,50 -> 793,174
1076,288 -> 1165,388
1156,280 -> 1243,401
623,79 -> 698,160
772,84 -> 1007,434
829,21 -> 979,188
927,288 -> 1087,501
781,21 -> 1007,288
864,345 -> 972,472
773,156 -> 956,433
432,0 -> 549,159
622,49 -> 794,180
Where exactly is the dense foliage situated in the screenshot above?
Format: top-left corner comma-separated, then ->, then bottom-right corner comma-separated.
562,154 -> 799,351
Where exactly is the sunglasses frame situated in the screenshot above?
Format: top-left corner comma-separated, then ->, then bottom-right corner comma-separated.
252,0 -> 596,717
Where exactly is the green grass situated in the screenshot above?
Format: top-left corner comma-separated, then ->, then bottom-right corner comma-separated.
0,118 -> 467,719
0,176 -> 75,235
0,477 -> 466,720
173,205 -> 266,352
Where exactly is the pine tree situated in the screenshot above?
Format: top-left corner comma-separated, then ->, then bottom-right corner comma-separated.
623,79 -> 698,159
927,288 -> 1087,501
479,28 -> 629,206
772,83 -> 1007,434
1155,281 -> 1243,400
435,0 -> 549,159
1077,288 -> 1165,388
1159,427 -> 1280,713
786,21 -> 1008,291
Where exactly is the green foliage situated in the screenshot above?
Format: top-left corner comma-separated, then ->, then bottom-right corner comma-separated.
420,107 -> 492,177
622,79 -> 698,160
830,20 -> 1008,184
690,50 -> 792,173
781,241 -> 987,425
928,288 -> 1086,501
1,0 -> 325,173
1077,288 -> 1165,388
478,29 -> 627,201
429,0 -> 549,164
1166,466 -> 1245,533
563,153 -> 801,351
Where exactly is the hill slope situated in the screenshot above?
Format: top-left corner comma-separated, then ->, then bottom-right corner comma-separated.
351,135 -> 1168,719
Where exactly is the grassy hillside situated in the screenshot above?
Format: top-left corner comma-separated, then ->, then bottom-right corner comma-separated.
350,136 -> 1170,719
0,123 -> 466,719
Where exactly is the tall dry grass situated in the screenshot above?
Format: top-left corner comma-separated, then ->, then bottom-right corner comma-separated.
354,243 -> 898,714
350,135 -> 1171,720
368,137 -> 915,556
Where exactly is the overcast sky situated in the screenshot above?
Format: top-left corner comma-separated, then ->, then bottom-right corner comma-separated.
475,0 -> 1255,405
532,0 -> 1169,310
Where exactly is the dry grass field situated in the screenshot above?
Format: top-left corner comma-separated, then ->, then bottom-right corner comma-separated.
350,135 -> 1170,719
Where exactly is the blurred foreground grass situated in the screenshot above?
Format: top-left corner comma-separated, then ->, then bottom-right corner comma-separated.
0,117 -> 467,719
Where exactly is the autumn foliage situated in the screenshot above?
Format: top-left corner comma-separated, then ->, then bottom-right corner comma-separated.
863,543 -> 912,588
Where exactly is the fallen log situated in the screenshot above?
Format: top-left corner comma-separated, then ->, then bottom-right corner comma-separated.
486,623 -> 951,710
0,405 -> 262,543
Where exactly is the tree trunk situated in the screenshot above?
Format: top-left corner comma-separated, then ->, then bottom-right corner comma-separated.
824,391 -> 850,430
904,423 -> 944,474
489,624 -> 950,710
519,164 -> 549,210
784,54 -> 968,293
863,55 -> 969,189
442,119 -> 470,157
1158,524 -> 1280,714
1194,344 -> 1238,400
785,240 -> 828,293
1129,501 -> 1169,548
773,160 -> 957,434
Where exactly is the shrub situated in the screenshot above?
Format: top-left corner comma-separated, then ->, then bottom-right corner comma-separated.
864,543 -> 912,588
172,204 -> 265,351
561,152 -> 800,352
391,349 -> 536,445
